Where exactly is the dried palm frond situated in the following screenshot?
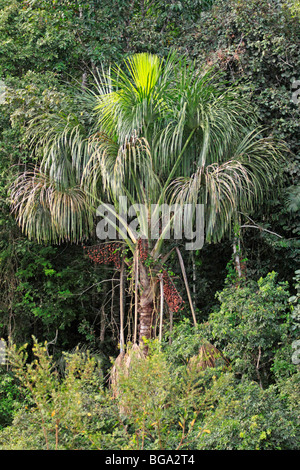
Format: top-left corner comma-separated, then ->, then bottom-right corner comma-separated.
109,343 -> 144,398
188,342 -> 228,371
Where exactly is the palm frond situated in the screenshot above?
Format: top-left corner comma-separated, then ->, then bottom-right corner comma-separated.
10,168 -> 93,244
82,131 -> 160,205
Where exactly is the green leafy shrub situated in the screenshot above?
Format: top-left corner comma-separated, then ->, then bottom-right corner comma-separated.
196,373 -> 299,450
0,338 -> 105,450
207,272 -> 292,386
0,368 -> 24,430
0,335 -> 298,450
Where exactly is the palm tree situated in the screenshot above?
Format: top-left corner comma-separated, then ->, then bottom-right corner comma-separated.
10,52 -> 285,349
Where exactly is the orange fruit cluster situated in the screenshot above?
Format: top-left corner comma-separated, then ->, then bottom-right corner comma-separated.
83,243 -> 122,269
162,269 -> 184,313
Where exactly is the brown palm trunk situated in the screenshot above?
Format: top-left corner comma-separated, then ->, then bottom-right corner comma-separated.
138,262 -> 155,349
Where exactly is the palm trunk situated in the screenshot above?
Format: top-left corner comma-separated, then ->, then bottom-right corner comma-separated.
133,250 -> 139,344
138,262 -> 155,349
159,274 -> 164,342
119,260 -> 125,354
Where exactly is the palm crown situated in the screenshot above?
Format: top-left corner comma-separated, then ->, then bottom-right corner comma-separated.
10,52 -> 284,251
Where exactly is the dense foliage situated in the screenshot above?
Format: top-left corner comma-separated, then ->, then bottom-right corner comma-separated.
0,300 -> 299,450
0,0 -> 299,450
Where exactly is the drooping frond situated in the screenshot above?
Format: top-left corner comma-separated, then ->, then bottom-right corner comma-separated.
230,128 -> 286,202
169,126 -> 285,243
10,168 -> 93,244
